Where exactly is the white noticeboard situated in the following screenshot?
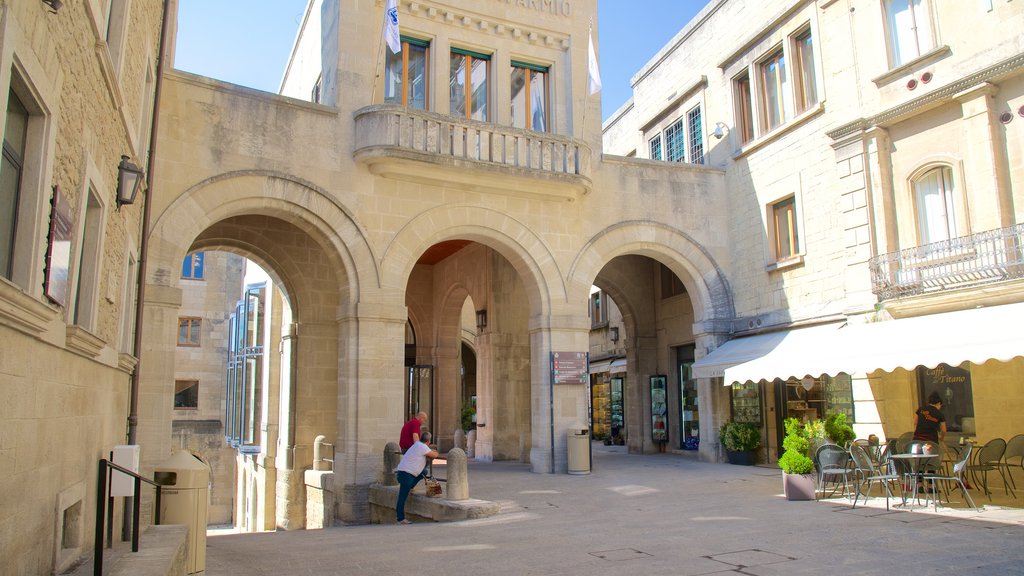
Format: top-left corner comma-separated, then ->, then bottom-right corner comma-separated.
111,445 -> 140,497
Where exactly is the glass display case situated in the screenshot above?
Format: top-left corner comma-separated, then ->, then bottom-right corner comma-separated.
679,362 -> 699,450
731,381 -> 762,424
591,376 -> 610,440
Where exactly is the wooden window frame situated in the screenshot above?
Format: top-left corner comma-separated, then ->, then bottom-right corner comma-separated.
177,316 -> 202,347
511,61 -> 549,132
771,196 -> 799,260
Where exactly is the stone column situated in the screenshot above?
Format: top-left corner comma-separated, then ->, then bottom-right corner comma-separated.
528,312 -> 591,474
333,294 -> 407,524
956,83 -> 1013,231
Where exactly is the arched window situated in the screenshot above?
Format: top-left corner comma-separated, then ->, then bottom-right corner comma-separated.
914,166 -> 958,245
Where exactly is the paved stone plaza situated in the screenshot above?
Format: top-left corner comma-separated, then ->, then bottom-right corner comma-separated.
204,445 -> 1024,575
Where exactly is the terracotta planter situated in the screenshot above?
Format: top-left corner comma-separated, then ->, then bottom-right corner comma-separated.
782,472 -> 816,500
725,449 -> 757,465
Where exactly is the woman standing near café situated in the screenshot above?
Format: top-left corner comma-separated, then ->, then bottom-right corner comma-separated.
913,391 -> 946,443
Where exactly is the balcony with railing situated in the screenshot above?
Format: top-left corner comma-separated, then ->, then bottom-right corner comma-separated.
870,224 -> 1024,300
353,105 -> 592,200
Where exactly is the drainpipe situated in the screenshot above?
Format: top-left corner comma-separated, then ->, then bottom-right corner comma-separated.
124,0 -> 172,539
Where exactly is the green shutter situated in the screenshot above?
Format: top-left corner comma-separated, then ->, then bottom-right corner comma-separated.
451,47 -> 491,60
511,60 -> 548,73
401,36 -> 430,48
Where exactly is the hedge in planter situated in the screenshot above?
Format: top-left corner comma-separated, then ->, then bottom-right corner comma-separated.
720,421 -> 761,465
779,417 -> 816,500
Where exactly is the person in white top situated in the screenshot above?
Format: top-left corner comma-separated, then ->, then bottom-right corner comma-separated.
395,431 -> 439,524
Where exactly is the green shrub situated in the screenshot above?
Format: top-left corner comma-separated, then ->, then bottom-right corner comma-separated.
460,402 -> 475,431
720,421 -> 762,452
778,417 -> 814,474
824,412 -> 855,446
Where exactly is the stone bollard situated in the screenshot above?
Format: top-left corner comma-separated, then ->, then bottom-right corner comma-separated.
446,448 -> 469,501
454,428 -> 466,451
466,429 -> 476,458
383,441 -> 402,486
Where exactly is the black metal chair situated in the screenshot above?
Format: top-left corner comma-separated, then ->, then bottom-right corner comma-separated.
850,444 -> 901,510
814,443 -> 852,500
921,443 -> 978,511
966,438 -> 1014,500
998,434 -> 1024,492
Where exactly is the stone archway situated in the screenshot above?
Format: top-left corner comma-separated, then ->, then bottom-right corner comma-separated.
141,172 -> 377,528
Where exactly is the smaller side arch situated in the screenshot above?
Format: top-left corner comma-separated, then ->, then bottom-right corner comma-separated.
569,221 -> 735,326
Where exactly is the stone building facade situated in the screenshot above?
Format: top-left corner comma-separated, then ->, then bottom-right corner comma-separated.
607,0 -> 1024,461
2,0 -> 1022,568
144,0 -> 734,532
0,0 -> 165,573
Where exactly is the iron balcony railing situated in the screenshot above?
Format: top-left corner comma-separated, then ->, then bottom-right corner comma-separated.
869,223 -> 1024,300
353,105 -> 592,182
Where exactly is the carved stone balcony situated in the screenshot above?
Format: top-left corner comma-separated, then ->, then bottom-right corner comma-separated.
870,223 -> 1024,300
353,105 -> 592,200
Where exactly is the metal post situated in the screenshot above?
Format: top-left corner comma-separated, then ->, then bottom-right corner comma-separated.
94,460 -> 107,576
131,476 -> 142,552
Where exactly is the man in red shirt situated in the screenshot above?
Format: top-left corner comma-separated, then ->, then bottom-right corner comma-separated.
400,412 -> 427,452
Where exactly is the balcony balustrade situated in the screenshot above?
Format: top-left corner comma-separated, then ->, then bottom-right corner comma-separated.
870,223 -> 1024,300
353,105 -> 592,199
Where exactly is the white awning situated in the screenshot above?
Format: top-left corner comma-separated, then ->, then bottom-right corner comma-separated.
691,323 -> 844,381
828,302 -> 1024,376
696,302 -> 1024,385
589,358 -> 627,374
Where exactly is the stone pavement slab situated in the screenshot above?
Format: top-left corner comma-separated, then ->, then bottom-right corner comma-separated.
205,444 -> 1024,575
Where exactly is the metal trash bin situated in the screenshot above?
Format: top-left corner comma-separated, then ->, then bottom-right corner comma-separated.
567,429 -> 591,475
154,451 -> 210,574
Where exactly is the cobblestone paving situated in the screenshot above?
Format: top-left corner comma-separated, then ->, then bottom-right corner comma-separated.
205,444 -> 1024,575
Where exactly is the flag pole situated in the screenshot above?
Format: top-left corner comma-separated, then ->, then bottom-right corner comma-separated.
582,18 -> 591,142
371,4 -> 387,105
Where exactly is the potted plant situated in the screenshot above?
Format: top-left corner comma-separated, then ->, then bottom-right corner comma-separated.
720,421 -> 761,465
460,402 -> 475,432
824,412 -> 855,447
778,417 -> 816,500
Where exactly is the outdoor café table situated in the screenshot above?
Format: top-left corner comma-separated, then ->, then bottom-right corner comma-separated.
891,453 -> 939,506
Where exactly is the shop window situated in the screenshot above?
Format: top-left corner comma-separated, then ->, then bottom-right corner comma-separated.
450,48 -> 490,121
181,251 -> 205,280
785,375 -> 854,423
648,134 -> 662,161
884,0 -> 936,68
385,37 -> 429,110
771,196 -> 799,261
72,189 -> 104,330
1,88 -> 28,280
511,62 -> 548,132
793,27 -> 818,113
686,105 -> 704,165
914,166 -> 959,245
917,363 -> 975,435
174,380 -> 199,409
759,47 -> 789,132
178,317 -> 202,347
733,71 -> 754,144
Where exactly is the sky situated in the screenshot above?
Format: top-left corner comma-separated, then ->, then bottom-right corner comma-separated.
174,0 -> 711,122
